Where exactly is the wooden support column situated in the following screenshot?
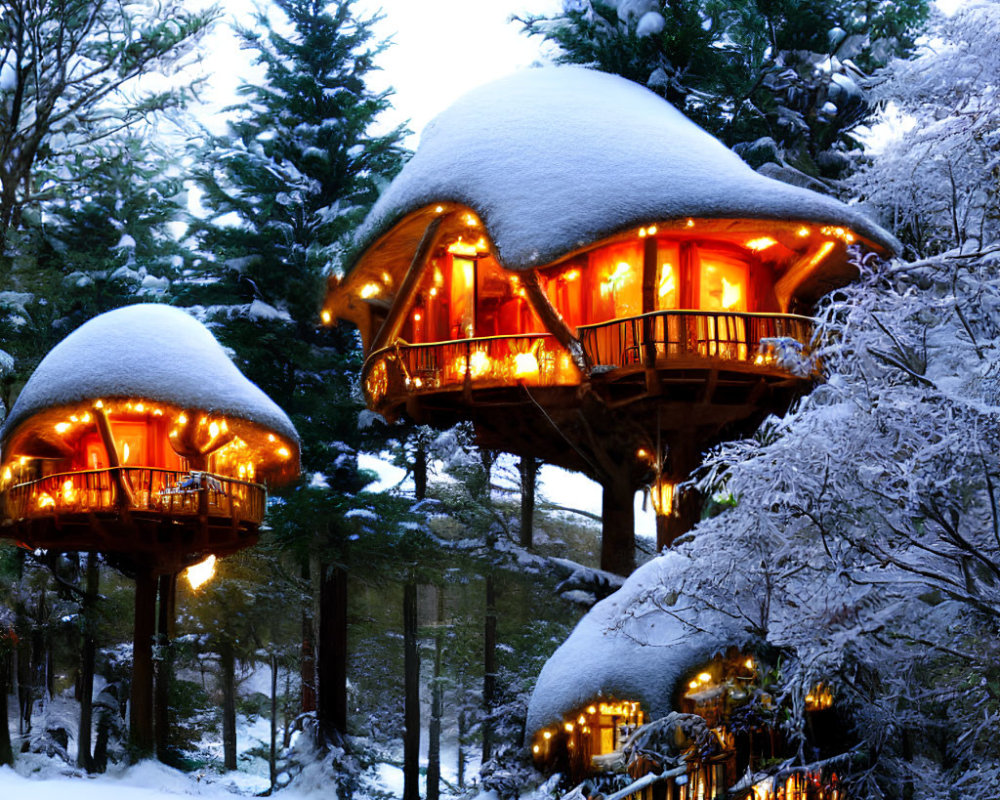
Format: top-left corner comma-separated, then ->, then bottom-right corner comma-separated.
601,475 -> 636,576
655,434 -> 703,552
130,566 -> 156,758
520,270 -> 591,375
154,573 -> 177,762
370,214 -> 449,355
94,405 -> 135,508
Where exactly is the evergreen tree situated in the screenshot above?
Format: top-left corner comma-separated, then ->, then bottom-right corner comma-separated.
0,0 -> 215,262
516,0 -> 930,183
185,0 -> 407,750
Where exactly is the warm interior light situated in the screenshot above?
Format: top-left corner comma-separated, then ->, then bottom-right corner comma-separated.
746,236 -> 777,252
434,205 -> 444,213
797,226 -> 811,237
447,239 -> 480,256
177,414 -> 188,425
208,421 -> 220,439
587,705 -> 596,714
564,268 -> 580,281
61,479 -> 76,503
650,481 -> 674,516
689,680 -> 699,690
267,434 -> 276,442
721,277 -> 742,309
360,282 -> 381,299
542,731 -> 552,740
532,744 -> 540,754
638,227 -> 647,238
321,310 -> 332,324
463,213 -> 479,227
135,403 -> 145,413
37,493 -> 55,509
55,422 -> 71,434
745,658 -> 755,670
185,555 -> 217,590
2,468 -> 10,481
94,400 -> 104,409
636,448 -> 649,459
277,447 -> 291,459
513,351 -> 539,379
685,218 -> 695,228
698,672 -> 712,683
82,412 -> 91,422
658,263 -> 676,300
564,722 -> 574,733
468,350 -> 491,378
647,225 -> 657,235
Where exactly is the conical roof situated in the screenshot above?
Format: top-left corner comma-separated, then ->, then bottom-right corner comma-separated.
1,304 -> 298,447
351,65 -> 897,273
525,551 -> 752,736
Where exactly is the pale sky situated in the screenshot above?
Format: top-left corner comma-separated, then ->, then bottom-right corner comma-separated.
195,0 -> 562,142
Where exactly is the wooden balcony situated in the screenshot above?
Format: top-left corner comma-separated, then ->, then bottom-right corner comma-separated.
363,333 -> 580,411
0,467 -> 266,563
578,310 -> 815,374
364,312 -> 814,415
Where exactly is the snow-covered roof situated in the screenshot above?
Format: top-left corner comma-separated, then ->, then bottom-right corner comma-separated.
351,66 -> 897,273
525,550 -> 752,737
1,304 -> 298,446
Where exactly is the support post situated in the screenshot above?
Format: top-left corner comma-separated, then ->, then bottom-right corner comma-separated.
601,477 -> 636,576
130,567 -> 156,758
154,573 -> 176,762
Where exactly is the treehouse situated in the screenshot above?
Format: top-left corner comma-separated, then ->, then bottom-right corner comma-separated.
526,554 -> 847,800
0,304 -> 300,574
325,66 -> 897,575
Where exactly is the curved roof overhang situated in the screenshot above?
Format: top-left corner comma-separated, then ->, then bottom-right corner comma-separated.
1,304 -> 300,485
525,551 -> 756,738
334,67 -> 896,300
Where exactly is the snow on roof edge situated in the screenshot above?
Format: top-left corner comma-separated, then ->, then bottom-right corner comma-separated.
346,66 -> 898,278
525,550 -> 752,737
1,304 -> 299,448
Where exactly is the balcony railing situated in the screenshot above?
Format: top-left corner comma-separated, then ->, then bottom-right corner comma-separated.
364,333 -> 580,406
1,467 -> 266,527
578,310 -> 815,376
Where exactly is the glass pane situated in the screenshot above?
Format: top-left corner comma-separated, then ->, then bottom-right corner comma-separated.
699,248 -> 748,312
656,240 -> 680,309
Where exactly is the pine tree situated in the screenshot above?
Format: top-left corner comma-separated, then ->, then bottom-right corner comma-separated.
516,0 -> 930,182
185,0 -> 407,750
0,0 -> 215,262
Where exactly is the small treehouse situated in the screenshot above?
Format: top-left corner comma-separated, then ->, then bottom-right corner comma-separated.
0,303 -> 299,754
326,66 -> 896,575
526,554 -> 847,800
0,304 -> 299,571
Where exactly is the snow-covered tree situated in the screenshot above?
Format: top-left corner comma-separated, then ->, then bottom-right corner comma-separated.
848,1 -> 1000,258
603,6 -> 1000,796
0,0 -> 214,260
516,0 -> 929,182
186,0 -> 408,751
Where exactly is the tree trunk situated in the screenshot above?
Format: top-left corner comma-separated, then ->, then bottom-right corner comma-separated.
130,567 -> 156,758
16,629 -> 30,735
220,639 -> 237,771
300,560 -> 316,715
78,553 -> 100,772
403,582 -> 420,800
457,708 -> 467,788
414,436 -> 428,501
426,587 -> 444,800
317,564 -> 348,748
601,477 -> 635,576
519,455 -> 537,549
154,573 -> 176,763
270,652 -> 278,793
0,647 -> 12,766
482,573 -> 497,765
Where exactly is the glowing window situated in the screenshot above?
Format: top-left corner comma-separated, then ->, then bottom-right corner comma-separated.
699,249 -> 748,312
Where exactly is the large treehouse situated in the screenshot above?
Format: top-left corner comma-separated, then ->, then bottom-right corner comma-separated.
526,554 -> 846,800
0,303 -> 299,753
326,67 -> 896,575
